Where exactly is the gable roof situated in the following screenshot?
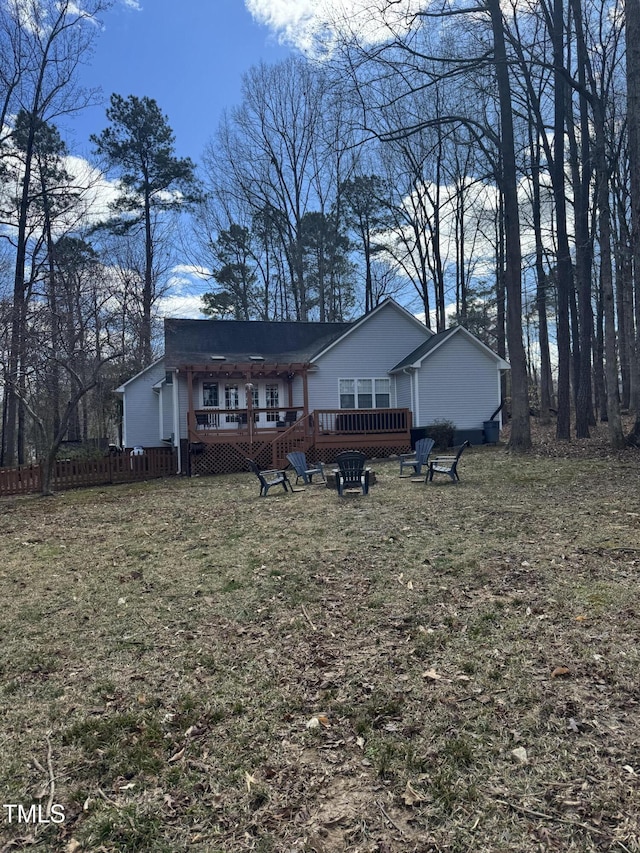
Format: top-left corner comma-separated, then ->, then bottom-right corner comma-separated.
114,358 -> 164,394
164,317 -> 354,369
390,325 -> 510,372
309,298 -> 433,363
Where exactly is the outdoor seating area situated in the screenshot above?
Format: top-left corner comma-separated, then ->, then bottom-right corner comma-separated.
5,429 -> 639,853
246,442 -> 472,496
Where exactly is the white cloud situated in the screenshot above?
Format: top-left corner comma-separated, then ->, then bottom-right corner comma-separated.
172,264 -> 212,281
245,0 -> 429,53
120,0 -> 142,9
157,294 -> 205,319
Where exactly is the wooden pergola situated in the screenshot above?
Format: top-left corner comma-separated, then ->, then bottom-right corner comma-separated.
182,361 -> 311,441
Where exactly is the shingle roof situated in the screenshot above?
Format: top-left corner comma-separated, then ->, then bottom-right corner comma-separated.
391,327 -> 458,372
164,318 -> 354,369
391,325 -> 510,372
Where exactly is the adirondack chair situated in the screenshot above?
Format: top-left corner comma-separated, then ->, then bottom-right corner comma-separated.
335,451 -> 370,496
426,441 -> 470,483
246,459 -> 292,497
286,451 -> 326,485
399,437 -> 435,477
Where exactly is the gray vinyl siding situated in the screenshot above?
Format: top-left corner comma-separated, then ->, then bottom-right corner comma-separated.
308,302 -> 430,409
160,383 -> 174,441
122,361 -> 165,447
416,334 -> 501,429
177,373 -> 189,440
395,372 -> 412,410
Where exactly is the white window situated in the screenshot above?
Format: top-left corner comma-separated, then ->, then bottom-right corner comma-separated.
225,384 -> 239,422
375,378 -> 391,408
339,378 -> 392,409
202,382 -> 218,407
357,379 -> 373,408
339,379 -> 355,409
265,384 -> 280,422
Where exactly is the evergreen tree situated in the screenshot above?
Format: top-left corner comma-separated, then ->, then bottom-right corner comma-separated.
91,94 -> 199,365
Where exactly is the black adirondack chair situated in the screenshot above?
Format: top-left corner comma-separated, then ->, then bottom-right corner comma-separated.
426,441 -> 470,483
335,451 -> 370,496
246,459 -> 292,497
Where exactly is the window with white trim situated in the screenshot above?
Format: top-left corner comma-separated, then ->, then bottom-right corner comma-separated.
339,378 -> 391,409
375,378 -> 391,408
202,382 -> 218,407
265,384 -> 280,421
339,379 -> 355,409
225,384 -> 239,422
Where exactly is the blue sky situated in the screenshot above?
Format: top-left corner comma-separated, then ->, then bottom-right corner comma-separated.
59,0 -> 420,319
66,0 -> 294,163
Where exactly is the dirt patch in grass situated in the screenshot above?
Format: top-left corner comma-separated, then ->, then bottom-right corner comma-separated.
2,421 -> 640,852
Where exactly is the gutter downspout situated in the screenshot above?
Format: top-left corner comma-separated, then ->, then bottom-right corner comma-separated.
172,370 -> 181,474
402,367 -> 418,427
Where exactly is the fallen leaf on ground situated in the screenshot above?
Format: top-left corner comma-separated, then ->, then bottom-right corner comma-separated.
168,746 -> 185,763
551,666 -> 571,678
306,714 -> 330,729
511,747 -> 528,764
403,780 -> 428,806
423,668 -> 442,681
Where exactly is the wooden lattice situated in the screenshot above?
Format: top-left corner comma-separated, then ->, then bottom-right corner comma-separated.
188,441 -> 411,476
189,441 -> 276,476
309,445 -> 410,465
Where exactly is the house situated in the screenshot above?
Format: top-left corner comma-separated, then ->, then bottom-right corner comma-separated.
115,299 -> 510,475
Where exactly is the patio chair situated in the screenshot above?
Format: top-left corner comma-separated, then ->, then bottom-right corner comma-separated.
246,459 -> 292,497
399,437 -> 435,477
335,450 -> 370,496
286,451 -> 326,485
426,441 -> 470,483
277,410 -> 299,428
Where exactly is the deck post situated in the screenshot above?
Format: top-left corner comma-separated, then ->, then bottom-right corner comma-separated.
302,368 -> 309,426
245,376 -> 254,449
187,368 -> 194,439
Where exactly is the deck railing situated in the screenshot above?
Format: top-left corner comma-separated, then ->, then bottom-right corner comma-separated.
187,406 -> 412,469
313,408 -> 412,436
190,407 -> 304,440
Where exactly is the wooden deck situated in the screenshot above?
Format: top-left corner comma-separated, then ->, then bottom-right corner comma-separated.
187,408 -> 412,473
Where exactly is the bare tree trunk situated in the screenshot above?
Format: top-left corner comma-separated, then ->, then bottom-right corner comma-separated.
488,0 -> 531,450
551,0 -> 573,441
626,0 -> 640,442
530,133 -> 553,422
568,0 -> 595,437
593,128 -> 624,446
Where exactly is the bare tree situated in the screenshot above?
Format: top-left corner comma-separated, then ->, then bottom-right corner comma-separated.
1,0 -> 107,466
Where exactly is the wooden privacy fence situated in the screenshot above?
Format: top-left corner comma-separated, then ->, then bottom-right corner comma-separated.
0,448 -> 177,497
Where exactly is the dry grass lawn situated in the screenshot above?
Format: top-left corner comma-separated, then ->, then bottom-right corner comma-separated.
1,423 -> 640,852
